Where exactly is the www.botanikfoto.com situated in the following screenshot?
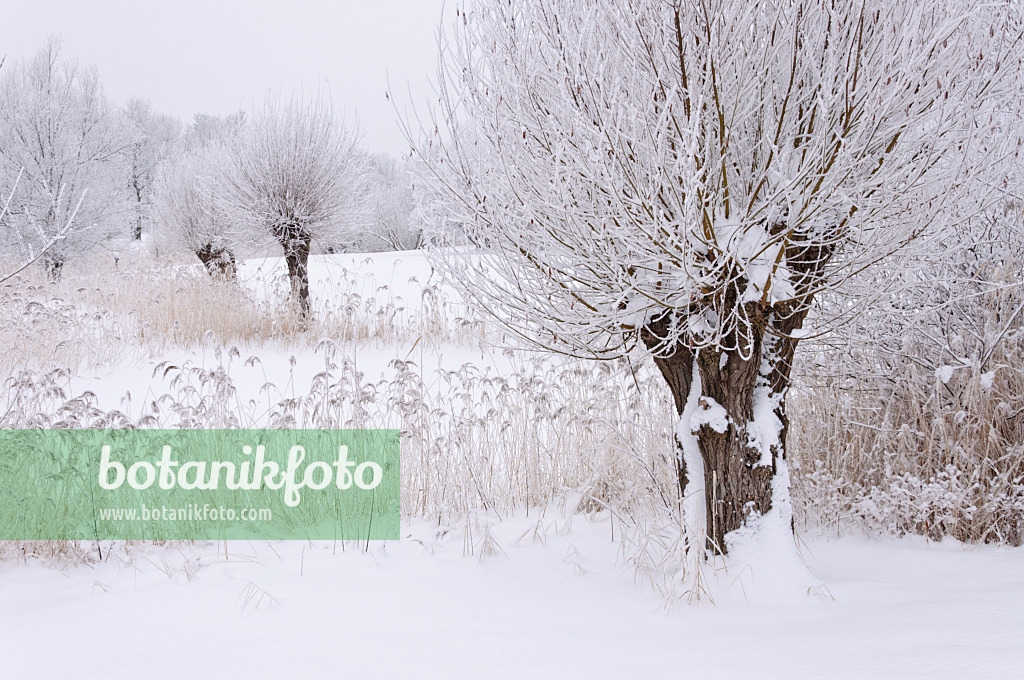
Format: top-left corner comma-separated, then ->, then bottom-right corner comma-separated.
99,504 -> 273,522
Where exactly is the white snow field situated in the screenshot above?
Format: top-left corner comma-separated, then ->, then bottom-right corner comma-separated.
1,250 -> 1022,679
1,520 -> 1022,679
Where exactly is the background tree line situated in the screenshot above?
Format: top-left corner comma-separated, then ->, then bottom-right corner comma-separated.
0,37 -> 421,310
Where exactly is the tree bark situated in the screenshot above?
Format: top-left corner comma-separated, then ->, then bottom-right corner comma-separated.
693,342 -> 774,553
283,234 -> 312,317
642,318 -> 695,515
132,179 -> 144,240
642,308 -> 806,554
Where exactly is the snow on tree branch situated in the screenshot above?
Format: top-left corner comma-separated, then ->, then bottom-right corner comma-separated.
416,0 -> 1023,361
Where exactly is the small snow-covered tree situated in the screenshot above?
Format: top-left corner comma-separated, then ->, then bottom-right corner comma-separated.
415,0 -> 1023,553
223,93 -> 366,315
151,145 -> 237,278
0,38 -> 126,280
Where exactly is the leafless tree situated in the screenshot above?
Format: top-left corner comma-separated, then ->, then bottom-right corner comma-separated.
151,145 -> 237,278
222,92 -> 366,315
0,38 -> 126,280
414,0 -> 1024,553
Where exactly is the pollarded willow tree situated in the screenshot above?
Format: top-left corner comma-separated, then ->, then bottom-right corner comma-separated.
151,146 -> 238,278
415,0 -> 1023,553
223,93 -> 366,316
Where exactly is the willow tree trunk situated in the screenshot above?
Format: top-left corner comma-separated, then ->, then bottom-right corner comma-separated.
196,245 -> 237,279
283,234 -> 312,317
642,309 -> 806,554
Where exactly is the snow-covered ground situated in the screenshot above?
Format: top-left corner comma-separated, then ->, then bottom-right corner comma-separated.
65,250 -> 502,420
3,250 -> 1023,679
2,516 -> 1022,679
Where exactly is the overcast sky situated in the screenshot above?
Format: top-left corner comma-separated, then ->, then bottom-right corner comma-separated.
0,0 -> 449,154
